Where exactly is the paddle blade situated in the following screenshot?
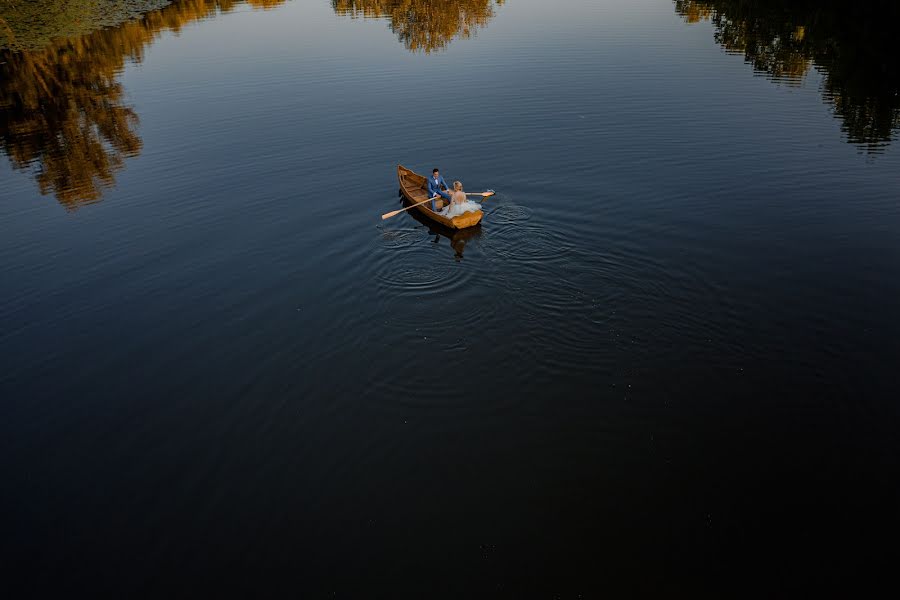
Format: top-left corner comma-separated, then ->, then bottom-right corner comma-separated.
381,210 -> 400,220
481,190 -> 495,197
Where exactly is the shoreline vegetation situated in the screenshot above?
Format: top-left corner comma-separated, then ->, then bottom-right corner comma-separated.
0,0 -> 173,51
0,0 -> 291,51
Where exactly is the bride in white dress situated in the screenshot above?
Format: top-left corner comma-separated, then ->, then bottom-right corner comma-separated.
439,181 -> 481,217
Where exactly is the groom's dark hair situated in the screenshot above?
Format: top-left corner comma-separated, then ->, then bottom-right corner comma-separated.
433,168 -> 439,174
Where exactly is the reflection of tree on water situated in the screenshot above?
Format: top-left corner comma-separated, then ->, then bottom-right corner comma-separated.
333,0 -> 505,53
675,0 -> 900,152
1,46 -> 141,207
0,0 -> 286,208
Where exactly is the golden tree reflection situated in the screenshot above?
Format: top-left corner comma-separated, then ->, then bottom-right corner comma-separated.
246,0 -> 289,9
0,0 -> 286,209
333,0 -> 505,53
0,50 -> 141,206
675,0 -> 900,151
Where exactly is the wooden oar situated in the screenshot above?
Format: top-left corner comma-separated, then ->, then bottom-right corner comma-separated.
465,189 -> 496,197
381,196 -> 439,220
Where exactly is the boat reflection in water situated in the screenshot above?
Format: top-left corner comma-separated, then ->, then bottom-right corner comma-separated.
332,0 -> 506,53
675,0 -> 900,152
0,0 -> 287,209
401,192 -> 483,260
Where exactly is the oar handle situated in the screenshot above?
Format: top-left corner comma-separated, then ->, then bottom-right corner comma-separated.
381,196 -> 438,220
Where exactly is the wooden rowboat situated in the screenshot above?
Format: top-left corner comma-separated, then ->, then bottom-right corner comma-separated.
397,165 -> 483,230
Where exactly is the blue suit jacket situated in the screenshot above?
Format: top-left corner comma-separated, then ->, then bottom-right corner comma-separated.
427,175 -> 450,199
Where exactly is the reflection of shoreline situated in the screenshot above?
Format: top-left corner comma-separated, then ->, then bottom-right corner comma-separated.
675,0 -> 900,152
0,0 -> 286,208
333,0 -> 506,53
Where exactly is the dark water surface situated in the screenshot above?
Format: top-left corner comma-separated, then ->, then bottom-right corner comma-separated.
2,0 -> 900,595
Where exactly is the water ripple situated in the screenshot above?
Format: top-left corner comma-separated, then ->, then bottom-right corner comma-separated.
373,245 -> 473,298
377,226 -> 431,249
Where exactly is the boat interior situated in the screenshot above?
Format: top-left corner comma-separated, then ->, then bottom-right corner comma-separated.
400,170 -> 437,211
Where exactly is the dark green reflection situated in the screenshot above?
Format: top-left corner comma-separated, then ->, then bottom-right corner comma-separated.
0,0 -> 286,208
676,0 -> 900,152
333,0 -> 506,53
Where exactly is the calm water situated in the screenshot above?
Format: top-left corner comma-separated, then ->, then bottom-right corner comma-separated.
2,0 -> 900,595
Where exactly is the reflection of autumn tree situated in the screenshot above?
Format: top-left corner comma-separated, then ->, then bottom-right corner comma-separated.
1,49 -> 141,206
246,0 -> 288,8
0,0 -> 286,208
675,0 -> 900,151
333,0 -> 505,53
0,1 -> 171,51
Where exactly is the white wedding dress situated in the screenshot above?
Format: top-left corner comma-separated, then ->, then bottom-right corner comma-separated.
439,191 -> 481,217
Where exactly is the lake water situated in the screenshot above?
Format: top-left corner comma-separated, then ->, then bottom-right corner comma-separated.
2,0 -> 899,595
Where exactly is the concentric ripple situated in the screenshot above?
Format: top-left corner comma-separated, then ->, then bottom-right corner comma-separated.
373,244 -> 474,298
481,222 -> 575,266
377,225 -> 431,249
485,202 -> 533,226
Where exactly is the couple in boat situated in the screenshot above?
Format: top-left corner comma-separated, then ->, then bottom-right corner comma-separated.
427,168 -> 482,218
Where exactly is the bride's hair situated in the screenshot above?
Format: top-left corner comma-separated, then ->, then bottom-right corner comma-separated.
453,181 -> 463,192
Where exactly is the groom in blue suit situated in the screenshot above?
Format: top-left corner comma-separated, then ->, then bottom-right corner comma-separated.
427,168 -> 451,210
